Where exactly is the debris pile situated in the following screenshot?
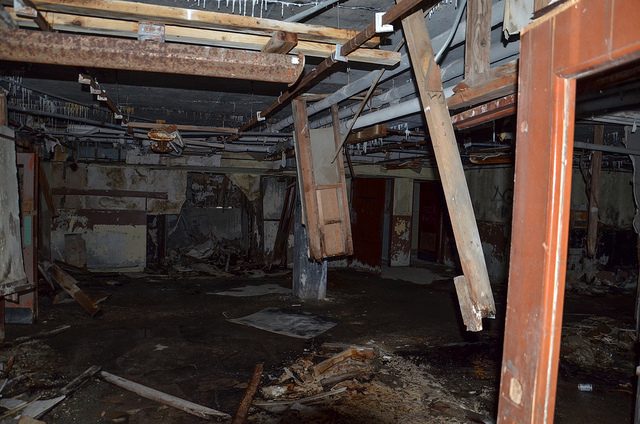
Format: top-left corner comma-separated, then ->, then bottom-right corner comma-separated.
252,345 -> 492,423
561,316 -> 636,377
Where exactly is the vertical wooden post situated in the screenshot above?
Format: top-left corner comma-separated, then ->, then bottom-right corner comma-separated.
398,0 -> 496,327
464,0 -> 492,85
587,125 -> 604,257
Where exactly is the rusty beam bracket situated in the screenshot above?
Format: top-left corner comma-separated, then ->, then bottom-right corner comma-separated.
0,29 -> 306,84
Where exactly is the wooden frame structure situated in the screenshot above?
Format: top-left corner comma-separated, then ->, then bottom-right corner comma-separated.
498,0 -> 640,422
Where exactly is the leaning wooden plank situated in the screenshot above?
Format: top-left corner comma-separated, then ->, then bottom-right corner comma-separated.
398,0 -> 495,328
10,11 -> 400,66
100,371 -> 231,420
30,0 -> 379,46
49,264 -> 100,316
231,363 -> 263,424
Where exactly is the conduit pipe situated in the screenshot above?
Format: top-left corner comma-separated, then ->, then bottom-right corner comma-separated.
268,0 -> 506,132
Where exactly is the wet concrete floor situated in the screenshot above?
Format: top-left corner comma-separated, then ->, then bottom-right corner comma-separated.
1,268 -> 635,423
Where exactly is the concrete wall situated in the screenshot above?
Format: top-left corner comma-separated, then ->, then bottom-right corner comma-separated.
47,162 -> 187,271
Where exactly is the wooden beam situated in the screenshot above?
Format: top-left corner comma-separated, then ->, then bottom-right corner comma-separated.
0,29 -> 305,84
587,125 -> 604,257
100,371 -> 230,420
30,0 -> 379,47
451,93 -> 517,130
49,264 -> 100,316
9,10 -> 399,66
241,0 -> 431,132
398,0 -> 496,328
449,61 -> 518,110
262,31 -> 298,54
464,0 -> 491,85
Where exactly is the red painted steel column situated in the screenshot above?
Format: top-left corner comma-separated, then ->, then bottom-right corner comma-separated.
498,0 -> 640,422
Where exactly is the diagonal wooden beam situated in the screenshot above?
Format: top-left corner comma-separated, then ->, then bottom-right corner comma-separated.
29,0 -> 378,46
397,0 -> 496,330
262,31 -> 298,54
240,0 -> 435,133
14,0 -> 53,31
0,28 -> 305,84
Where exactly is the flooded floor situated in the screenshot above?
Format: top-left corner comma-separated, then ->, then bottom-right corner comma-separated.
1,268 -> 635,423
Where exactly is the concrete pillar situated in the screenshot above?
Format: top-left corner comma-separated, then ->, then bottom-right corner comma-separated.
390,177 -> 413,266
293,197 -> 327,300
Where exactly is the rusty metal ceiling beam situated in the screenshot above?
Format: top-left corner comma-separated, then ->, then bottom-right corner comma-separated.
0,28 -> 305,84
239,0 -> 436,133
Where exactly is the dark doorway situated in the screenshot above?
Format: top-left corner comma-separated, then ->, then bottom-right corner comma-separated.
351,178 -> 387,269
417,181 -> 445,262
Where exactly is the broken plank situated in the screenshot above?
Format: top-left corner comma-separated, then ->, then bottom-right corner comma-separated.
254,387 -> 347,413
398,0 -> 495,327
13,324 -> 71,344
262,31 -> 298,54
312,347 -> 375,378
231,363 -> 263,424
30,0 -> 379,46
49,265 -> 100,317
100,371 -> 231,420
10,10 -> 399,65
60,365 -> 101,396
21,396 -> 66,419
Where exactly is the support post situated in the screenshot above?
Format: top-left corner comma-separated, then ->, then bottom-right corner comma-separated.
586,125 -> 604,257
390,178 -> 413,267
0,90 -> 6,126
464,0 -> 491,86
292,197 -> 328,300
398,0 -> 496,328
497,1 -> 640,422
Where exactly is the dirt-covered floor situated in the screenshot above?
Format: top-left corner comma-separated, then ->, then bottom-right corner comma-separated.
1,267 -> 636,423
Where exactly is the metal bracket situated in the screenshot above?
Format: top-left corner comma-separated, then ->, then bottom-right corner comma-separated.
13,0 -> 36,18
256,111 -> 265,122
331,44 -> 347,63
375,12 -> 393,33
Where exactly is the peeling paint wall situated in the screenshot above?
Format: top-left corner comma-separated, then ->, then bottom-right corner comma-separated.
390,178 -> 413,266
46,162 -> 187,271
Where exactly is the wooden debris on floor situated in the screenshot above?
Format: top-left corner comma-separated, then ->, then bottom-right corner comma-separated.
232,363 -> 264,424
0,365 -> 101,421
46,263 -> 100,316
257,346 -> 376,412
100,371 -> 231,420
